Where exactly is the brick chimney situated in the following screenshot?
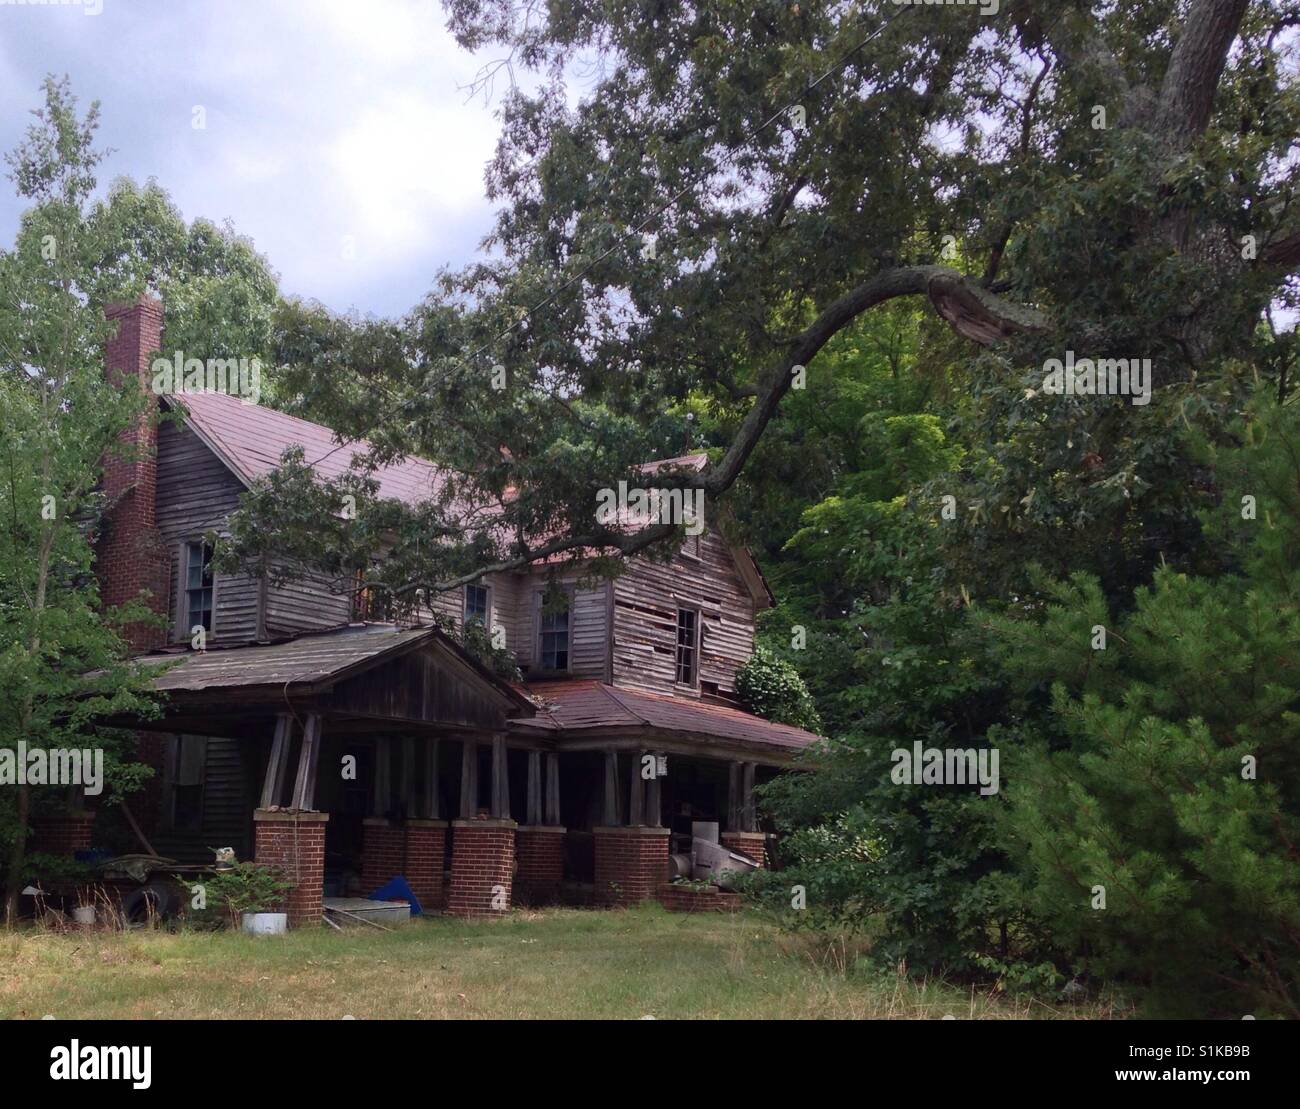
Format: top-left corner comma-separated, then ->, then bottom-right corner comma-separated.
98,297 -> 169,652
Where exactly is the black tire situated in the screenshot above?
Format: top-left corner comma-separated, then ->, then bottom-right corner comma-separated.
121,881 -> 178,925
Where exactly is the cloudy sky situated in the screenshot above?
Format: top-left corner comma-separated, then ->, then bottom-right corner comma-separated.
0,0 -> 514,318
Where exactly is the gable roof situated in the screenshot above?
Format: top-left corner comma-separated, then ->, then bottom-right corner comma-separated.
514,679 -> 819,754
132,622 -> 535,715
168,391 -> 447,505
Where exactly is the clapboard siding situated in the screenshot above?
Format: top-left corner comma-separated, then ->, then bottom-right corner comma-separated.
611,531 -> 755,698
155,418 -> 260,644
265,566 -> 352,637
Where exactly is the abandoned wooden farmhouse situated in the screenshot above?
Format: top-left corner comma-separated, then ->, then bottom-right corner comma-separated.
34,297 -> 820,926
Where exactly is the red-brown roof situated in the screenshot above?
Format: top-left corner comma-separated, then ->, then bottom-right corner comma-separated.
514,679 -> 820,752
170,391 -> 447,506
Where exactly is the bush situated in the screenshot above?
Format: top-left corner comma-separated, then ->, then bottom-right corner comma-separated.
736,646 -> 822,732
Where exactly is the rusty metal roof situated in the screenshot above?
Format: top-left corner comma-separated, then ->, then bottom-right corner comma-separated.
514,679 -> 820,751
169,391 -> 447,506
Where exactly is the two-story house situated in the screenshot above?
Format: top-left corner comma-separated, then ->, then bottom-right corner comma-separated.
75,298 -> 819,926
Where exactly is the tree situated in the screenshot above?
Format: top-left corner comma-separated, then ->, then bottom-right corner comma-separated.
216,1 -> 1297,614
988,393 -> 1300,1017
0,78 -> 163,921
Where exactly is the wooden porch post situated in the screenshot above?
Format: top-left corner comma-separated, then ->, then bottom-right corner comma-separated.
628,749 -> 645,826
727,762 -> 741,831
424,738 -> 441,820
490,734 -> 510,819
459,739 -> 478,819
372,735 -> 391,818
399,736 -> 418,818
289,712 -> 322,811
645,751 -> 662,828
259,713 -> 293,810
526,750 -> 542,826
602,750 -> 620,826
544,753 -> 561,826
742,761 -> 757,832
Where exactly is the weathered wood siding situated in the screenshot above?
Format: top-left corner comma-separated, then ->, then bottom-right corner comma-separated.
265,566 -> 351,637
330,643 -> 515,731
155,417 -> 260,644
509,568 -> 609,679
610,531 -> 755,699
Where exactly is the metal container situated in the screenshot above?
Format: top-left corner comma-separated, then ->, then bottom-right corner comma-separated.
691,821 -> 720,844
691,837 -> 758,888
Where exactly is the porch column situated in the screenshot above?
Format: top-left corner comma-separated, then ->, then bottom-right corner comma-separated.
516,749 -> 565,906
593,747 -> 668,907
361,736 -> 403,894
449,735 -> 516,916
722,760 -> 767,867
254,810 -> 329,928
403,739 -> 447,911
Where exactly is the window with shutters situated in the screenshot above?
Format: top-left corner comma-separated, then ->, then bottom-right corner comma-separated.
163,734 -> 207,832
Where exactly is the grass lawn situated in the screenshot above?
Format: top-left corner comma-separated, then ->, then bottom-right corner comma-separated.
0,905 -> 1114,1020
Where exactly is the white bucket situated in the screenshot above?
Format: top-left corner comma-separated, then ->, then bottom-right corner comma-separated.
241,911 -> 288,935
73,906 -> 96,925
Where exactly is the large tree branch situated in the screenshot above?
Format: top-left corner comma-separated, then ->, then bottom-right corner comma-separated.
701,266 -> 1047,496
1154,0 -> 1252,151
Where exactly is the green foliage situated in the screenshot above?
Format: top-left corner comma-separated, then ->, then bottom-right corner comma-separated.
192,863 -> 294,928
0,78 -> 166,916
736,646 -> 821,732
988,394 -> 1300,1018
460,617 -> 523,682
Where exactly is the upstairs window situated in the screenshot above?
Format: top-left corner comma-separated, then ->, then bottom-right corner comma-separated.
464,583 -> 490,626
676,608 -> 699,686
184,541 -> 214,635
537,592 -> 570,671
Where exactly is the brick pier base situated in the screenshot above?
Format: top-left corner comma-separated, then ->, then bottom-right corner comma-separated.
721,832 -> 769,869
404,819 -> 448,912
514,825 -> 566,906
593,826 -> 670,907
253,809 -> 328,928
447,819 -> 516,917
360,818 -> 406,895
29,811 -> 96,856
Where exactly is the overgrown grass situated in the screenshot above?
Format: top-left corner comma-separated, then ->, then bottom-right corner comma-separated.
0,905 -> 1120,1019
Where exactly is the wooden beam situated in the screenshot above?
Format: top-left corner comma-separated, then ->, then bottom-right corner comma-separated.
526,750 -> 542,826
260,714 -> 293,809
460,740 -> 478,819
545,753 -> 561,826
291,713 -> 322,811
425,739 -> 441,820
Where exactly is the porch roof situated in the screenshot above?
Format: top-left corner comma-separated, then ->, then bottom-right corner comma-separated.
510,679 -> 821,759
